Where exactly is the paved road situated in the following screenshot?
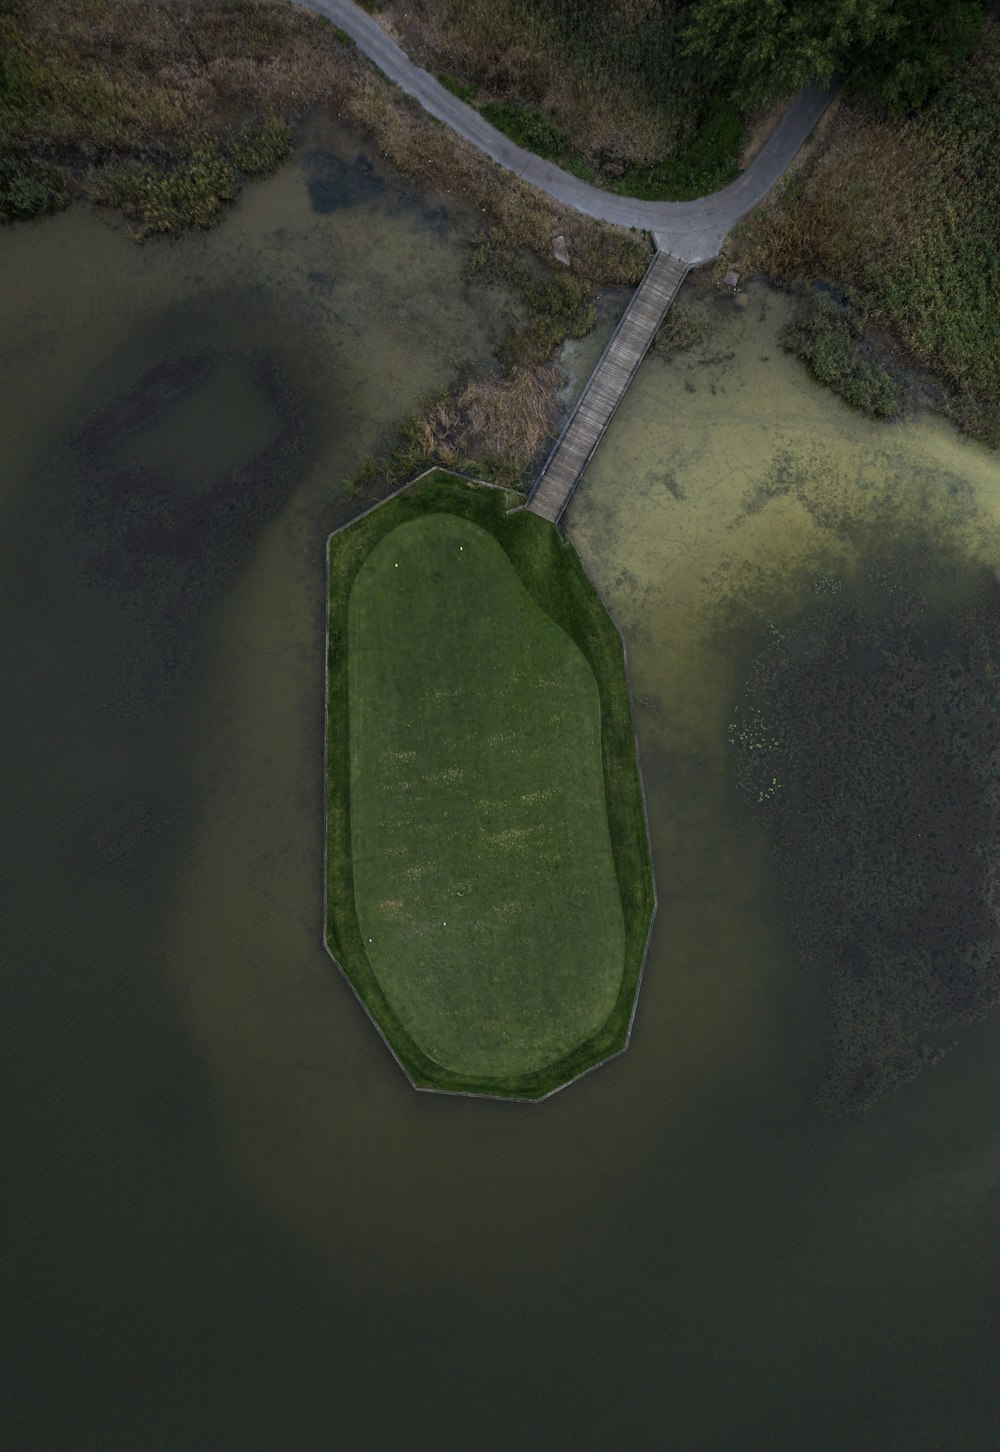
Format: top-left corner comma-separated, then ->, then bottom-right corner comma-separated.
297,0 -> 836,262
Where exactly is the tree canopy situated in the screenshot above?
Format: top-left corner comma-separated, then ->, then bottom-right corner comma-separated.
685,0 -> 987,112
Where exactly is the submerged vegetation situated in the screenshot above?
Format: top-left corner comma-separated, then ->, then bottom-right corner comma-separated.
326,471 -> 654,1097
91,119 -> 293,237
731,558 -> 1000,1114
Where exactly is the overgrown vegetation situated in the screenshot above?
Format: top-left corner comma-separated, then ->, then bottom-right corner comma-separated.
686,0 -> 986,114
386,0 -> 746,199
90,117 -> 292,237
733,17 -> 1000,442
326,470 -> 654,1098
0,0 -> 648,273
782,289 -> 901,419
2,0 -> 652,491
509,272 -> 596,363
0,1 -> 304,229
388,0 -> 987,202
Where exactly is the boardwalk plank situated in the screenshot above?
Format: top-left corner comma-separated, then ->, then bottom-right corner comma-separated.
527,251 -> 689,524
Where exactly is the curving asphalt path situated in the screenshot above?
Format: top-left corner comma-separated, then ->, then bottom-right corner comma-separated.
296,0 -> 836,263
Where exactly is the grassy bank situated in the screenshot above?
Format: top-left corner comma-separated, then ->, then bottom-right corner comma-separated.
729,20 -> 1000,444
326,471 -> 655,1098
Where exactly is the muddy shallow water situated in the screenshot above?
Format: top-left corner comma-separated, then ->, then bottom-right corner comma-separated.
4,116 -> 1000,1450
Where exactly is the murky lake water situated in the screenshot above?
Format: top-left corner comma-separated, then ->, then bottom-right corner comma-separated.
4,113 -> 1000,1450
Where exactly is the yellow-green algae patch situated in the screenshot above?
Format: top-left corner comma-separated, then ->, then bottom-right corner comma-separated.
326,472 -> 654,1098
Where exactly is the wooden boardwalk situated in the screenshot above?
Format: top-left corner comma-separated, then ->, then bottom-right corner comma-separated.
528,250 -> 690,524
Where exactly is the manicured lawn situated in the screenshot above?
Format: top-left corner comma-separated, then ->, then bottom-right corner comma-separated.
326,472 -> 654,1098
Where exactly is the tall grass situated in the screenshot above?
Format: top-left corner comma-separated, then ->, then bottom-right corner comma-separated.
391,0 -> 741,191
782,289 -> 901,418
0,2 -> 308,228
342,364 -> 563,497
733,20 -> 1000,440
0,0 -> 649,281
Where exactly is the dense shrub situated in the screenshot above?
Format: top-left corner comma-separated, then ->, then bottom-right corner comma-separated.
735,19 -> 1000,440
516,272 -> 596,360
612,97 -> 743,201
396,0 -> 740,194
226,114 -> 293,176
0,154 -> 68,224
783,289 -> 901,418
686,0 -> 986,113
97,148 -> 238,235
479,99 -> 570,163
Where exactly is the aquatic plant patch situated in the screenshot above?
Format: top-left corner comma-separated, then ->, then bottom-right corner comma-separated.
730,556 -> 1000,1113
326,471 -> 654,1097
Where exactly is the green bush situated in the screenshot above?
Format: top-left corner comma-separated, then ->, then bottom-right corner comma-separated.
0,154 -> 68,223
98,146 -> 239,235
479,99 -> 569,163
226,114 -> 292,177
685,0 -> 986,113
520,273 -> 595,356
613,98 -> 742,201
438,72 -> 478,103
783,290 -> 902,418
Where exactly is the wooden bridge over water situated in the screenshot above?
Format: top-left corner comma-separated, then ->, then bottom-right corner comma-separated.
527,250 -> 690,525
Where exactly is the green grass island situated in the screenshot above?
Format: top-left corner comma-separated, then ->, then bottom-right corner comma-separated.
325,471 -> 655,1098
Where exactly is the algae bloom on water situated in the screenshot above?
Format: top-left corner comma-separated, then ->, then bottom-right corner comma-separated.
325,472 -> 654,1098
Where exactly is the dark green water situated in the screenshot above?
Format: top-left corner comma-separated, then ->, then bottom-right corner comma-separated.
4,115 -> 1000,1450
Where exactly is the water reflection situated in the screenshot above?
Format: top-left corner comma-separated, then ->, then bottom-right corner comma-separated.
5,109 -> 1000,1445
